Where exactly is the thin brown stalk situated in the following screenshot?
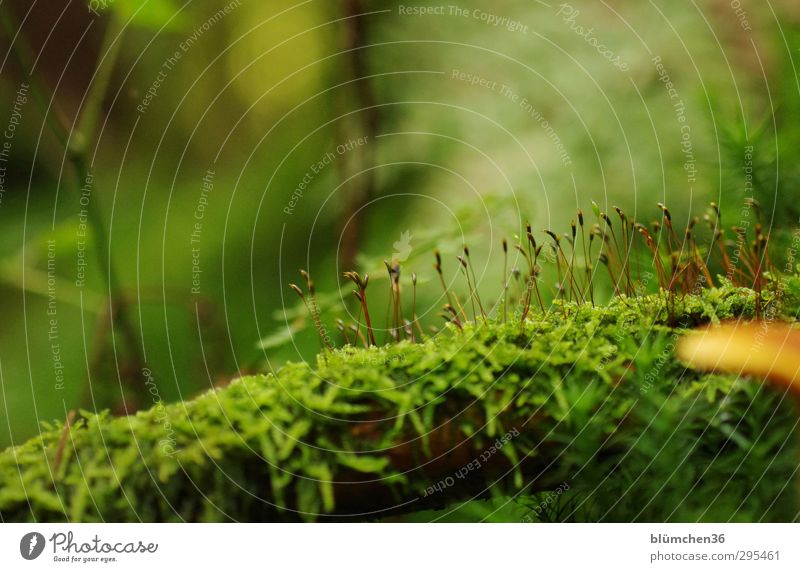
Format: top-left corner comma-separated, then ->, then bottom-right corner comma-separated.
53,410 -> 77,478
463,245 -> 487,318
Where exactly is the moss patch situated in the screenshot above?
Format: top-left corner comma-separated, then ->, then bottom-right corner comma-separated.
1,284 -> 798,522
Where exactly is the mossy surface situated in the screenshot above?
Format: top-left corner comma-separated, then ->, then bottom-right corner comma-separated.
1,283 -> 798,522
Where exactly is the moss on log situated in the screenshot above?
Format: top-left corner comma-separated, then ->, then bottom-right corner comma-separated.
1,285 -> 798,522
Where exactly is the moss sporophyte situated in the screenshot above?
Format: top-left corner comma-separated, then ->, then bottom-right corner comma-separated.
2,201 -> 799,522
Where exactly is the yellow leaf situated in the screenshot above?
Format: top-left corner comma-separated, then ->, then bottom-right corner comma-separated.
677,322 -> 800,394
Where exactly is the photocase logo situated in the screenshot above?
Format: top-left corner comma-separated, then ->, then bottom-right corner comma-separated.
392,230 -> 413,262
20,532 -> 45,560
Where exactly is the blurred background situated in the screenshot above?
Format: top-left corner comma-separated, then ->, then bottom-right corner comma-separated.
0,0 -> 799,449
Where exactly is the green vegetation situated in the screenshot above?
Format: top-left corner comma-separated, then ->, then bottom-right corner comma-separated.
2,0 -> 800,526
2,282 -> 797,522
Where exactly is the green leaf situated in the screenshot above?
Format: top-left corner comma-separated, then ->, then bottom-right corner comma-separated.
258,322 -> 300,350
335,454 -> 389,474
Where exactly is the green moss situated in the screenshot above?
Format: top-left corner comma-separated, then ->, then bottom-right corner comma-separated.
1,283 -> 798,522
